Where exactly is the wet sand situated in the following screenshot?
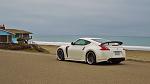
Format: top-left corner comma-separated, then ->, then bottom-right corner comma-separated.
0,49 -> 150,84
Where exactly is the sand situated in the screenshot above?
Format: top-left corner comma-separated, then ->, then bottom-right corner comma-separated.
40,45 -> 59,55
40,45 -> 150,62
126,50 -> 150,62
0,46 -> 150,84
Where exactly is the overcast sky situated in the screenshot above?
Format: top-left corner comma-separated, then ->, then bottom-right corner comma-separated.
0,0 -> 150,36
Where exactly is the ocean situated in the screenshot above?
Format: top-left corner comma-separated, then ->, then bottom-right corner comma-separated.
32,34 -> 150,47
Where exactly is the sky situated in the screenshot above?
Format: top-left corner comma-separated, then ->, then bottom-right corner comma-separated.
0,0 -> 150,36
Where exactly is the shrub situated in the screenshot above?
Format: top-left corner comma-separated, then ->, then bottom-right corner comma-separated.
0,43 -> 31,50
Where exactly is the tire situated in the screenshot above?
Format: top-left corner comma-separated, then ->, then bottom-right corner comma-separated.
57,49 -> 65,61
86,51 -> 96,65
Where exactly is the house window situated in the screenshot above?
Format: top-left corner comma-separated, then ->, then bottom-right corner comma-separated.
0,35 -> 12,43
15,33 -> 20,38
0,35 -> 7,42
23,34 -> 29,38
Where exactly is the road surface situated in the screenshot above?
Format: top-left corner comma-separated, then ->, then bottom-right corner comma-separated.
0,49 -> 150,84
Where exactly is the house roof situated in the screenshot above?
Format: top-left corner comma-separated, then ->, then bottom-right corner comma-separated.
5,29 -> 32,34
0,29 -> 14,35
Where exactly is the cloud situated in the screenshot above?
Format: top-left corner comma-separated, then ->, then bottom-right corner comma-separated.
0,0 -> 150,36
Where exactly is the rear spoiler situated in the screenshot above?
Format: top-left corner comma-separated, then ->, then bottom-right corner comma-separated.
101,41 -> 123,45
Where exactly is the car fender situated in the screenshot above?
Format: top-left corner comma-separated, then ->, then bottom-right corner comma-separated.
57,45 -> 70,58
84,44 -> 98,56
84,46 -> 96,55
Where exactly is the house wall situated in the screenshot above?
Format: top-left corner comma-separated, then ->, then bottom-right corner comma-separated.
0,30 -> 32,43
15,33 -> 29,38
0,35 -> 12,43
0,30 -> 16,43
0,30 -> 11,43
0,36 -> 7,42
12,37 -> 18,43
12,33 -> 30,43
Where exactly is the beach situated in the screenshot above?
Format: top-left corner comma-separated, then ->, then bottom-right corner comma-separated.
127,50 -> 150,62
0,45 -> 150,84
40,45 -> 150,62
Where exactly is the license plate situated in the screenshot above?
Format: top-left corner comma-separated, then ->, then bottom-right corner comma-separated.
114,51 -> 121,55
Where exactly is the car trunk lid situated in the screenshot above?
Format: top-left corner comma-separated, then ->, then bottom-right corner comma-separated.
100,41 -> 124,58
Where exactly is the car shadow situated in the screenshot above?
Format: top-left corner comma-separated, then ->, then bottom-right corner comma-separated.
95,62 -> 125,66
64,60 -> 86,64
64,60 -> 125,66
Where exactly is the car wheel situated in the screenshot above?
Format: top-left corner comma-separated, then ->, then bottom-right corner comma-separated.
57,49 -> 65,61
86,51 -> 96,65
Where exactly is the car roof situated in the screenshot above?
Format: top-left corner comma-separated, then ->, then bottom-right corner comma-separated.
79,37 -> 102,40
79,37 -> 102,42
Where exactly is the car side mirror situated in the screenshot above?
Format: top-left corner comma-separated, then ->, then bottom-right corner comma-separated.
71,42 -> 75,45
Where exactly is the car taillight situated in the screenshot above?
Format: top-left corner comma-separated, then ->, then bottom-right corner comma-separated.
99,45 -> 110,51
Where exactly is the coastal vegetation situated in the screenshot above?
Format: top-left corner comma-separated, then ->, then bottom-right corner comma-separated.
0,43 -> 49,54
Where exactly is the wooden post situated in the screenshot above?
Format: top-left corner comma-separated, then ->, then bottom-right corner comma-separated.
7,35 -> 9,43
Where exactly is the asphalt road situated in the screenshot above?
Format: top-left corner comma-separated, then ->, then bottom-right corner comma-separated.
0,50 -> 150,84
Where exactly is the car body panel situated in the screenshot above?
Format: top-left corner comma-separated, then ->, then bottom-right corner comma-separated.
68,45 -> 85,60
57,38 -> 126,63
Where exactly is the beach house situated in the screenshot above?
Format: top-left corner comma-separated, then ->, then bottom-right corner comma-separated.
0,24 -> 32,44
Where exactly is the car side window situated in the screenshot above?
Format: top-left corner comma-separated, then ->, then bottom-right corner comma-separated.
74,39 -> 91,45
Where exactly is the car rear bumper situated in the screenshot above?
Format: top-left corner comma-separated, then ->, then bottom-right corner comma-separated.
107,58 -> 125,62
95,50 -> 126,63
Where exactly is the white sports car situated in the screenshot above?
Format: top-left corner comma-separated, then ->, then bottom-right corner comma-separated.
56,38 -> 126,65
